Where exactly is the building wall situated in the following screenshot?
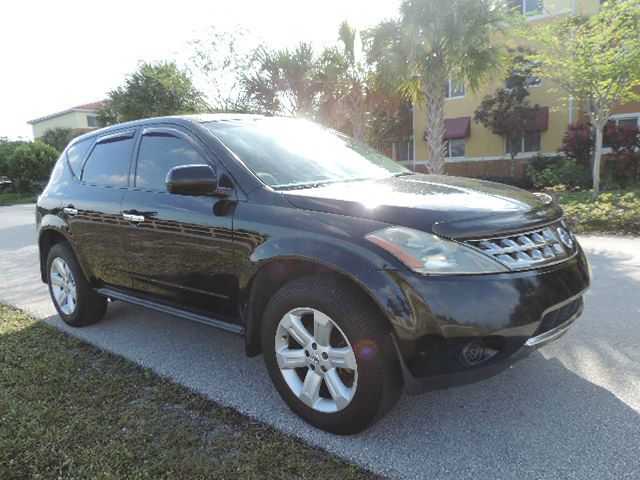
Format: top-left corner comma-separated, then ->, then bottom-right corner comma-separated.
32,110 -> 98,139
411,0 -> 636,176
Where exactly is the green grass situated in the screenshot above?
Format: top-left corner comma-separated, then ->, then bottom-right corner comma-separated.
0,192 -> 37,206
551,186 -> 640,235
0,305 -> 376,480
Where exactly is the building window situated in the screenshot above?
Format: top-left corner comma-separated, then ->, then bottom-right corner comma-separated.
603,115 -> 639,148
393,140 -> 413,162
512,0 -> 543,16
507,131 -> 541,154
87,115 -> 99,128
445,79 -> 464,99
446,138 -> 466,158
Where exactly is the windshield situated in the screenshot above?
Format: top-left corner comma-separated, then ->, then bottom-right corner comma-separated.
203,117 -> 408,189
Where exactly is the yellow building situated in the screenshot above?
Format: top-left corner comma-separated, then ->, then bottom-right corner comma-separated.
28,101 -> 103,140
408,0 -> 640,177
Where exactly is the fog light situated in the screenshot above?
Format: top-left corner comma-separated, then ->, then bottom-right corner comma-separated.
460,339 -> 497,367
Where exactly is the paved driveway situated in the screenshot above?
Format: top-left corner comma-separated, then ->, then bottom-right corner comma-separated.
1,203 -> 639,479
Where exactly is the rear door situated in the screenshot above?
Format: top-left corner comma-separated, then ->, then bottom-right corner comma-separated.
120,126 -> 239,321
63,129 -> 136,288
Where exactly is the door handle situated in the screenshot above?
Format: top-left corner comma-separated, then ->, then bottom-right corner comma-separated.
63,207 -> 78,216
122,213 -> 145,223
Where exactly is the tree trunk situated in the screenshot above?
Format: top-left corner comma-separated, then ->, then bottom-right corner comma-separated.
592,125 -> 603,200
424,69 -> 446,174
350,94 -> 366,142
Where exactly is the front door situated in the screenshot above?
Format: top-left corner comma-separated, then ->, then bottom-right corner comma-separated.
120,126 -> 238,321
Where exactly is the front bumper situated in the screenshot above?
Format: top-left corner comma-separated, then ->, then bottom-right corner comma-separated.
357,245 -> 590,395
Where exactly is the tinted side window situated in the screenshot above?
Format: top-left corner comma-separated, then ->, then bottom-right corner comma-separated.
82,137 -> 134,187
135,134 -> 207,191
67,138 -> 93,177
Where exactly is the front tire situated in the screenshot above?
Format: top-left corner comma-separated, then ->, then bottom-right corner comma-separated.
47,243 -> 107,327
261,275 -> 401,434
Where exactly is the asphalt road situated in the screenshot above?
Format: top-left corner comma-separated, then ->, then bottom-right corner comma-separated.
1,203 -> 639,479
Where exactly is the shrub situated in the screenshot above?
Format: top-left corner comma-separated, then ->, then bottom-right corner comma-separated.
7,142 -> 60,193
560,122 -> 593,168
604,124 -> 640,186
528,155 -> 591,189
555,122 -> 640,190
560,191 -> 640,234
0,139 -> 27,178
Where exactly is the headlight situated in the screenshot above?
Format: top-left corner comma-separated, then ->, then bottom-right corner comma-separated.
365,227 -> 508,275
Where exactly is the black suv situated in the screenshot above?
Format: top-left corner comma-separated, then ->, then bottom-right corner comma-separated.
37,115 -> 590,434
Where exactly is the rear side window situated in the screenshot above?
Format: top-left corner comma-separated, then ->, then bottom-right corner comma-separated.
82,136 -> 135,187
135,133 -> 207,191
66,138 -> 93,177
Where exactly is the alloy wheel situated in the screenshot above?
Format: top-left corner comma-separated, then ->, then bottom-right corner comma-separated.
50,257 -> 77,315
275,307 -> 358,413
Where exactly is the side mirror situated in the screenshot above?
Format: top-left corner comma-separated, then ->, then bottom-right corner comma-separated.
166,164 -> 220,196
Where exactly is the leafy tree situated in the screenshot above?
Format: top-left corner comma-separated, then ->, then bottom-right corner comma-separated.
98,62 -> 207,125
188,26 -> 255,112
7,142 -> 59,193
366,0 -> 509,174
522,0 -> 640,198
0,139 -> 27,179
474,49 -> 539,177
41,127 -> 75,152
365,99 -> 413,155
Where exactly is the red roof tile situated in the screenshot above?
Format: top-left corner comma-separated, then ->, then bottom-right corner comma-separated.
72,100 -> 105,111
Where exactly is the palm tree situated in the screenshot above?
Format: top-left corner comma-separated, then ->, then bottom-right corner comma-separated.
366,0 -> 509,173
242,43 -> 321,117
316,21 -> 371,141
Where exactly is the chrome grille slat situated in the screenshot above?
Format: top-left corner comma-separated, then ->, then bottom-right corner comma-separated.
465,222 -> 576,270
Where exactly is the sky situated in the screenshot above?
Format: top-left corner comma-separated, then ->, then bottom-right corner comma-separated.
0,0 -> 400,140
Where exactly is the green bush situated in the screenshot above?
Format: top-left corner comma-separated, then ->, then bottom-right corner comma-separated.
0,139 -> 28,179
41,127 -> 76,152
7,141 -> 60,193
556,189 -> 640,234
528,157 -> 591,189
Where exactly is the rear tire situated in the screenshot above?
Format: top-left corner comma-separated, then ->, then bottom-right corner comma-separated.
261,275 -> 401,434
47,243 -> 107,327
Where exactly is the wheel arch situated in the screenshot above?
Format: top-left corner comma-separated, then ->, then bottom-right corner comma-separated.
38,227 -> 90,284
242,256 -> 395,357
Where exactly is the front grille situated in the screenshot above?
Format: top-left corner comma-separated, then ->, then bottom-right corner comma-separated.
464,221 -> 576,270
538,297 -> 583,334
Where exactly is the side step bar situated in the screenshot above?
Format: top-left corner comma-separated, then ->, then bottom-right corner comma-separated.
96,287 -> 244,335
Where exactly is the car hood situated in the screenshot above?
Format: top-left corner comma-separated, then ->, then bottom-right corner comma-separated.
281,174 -> 562,239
